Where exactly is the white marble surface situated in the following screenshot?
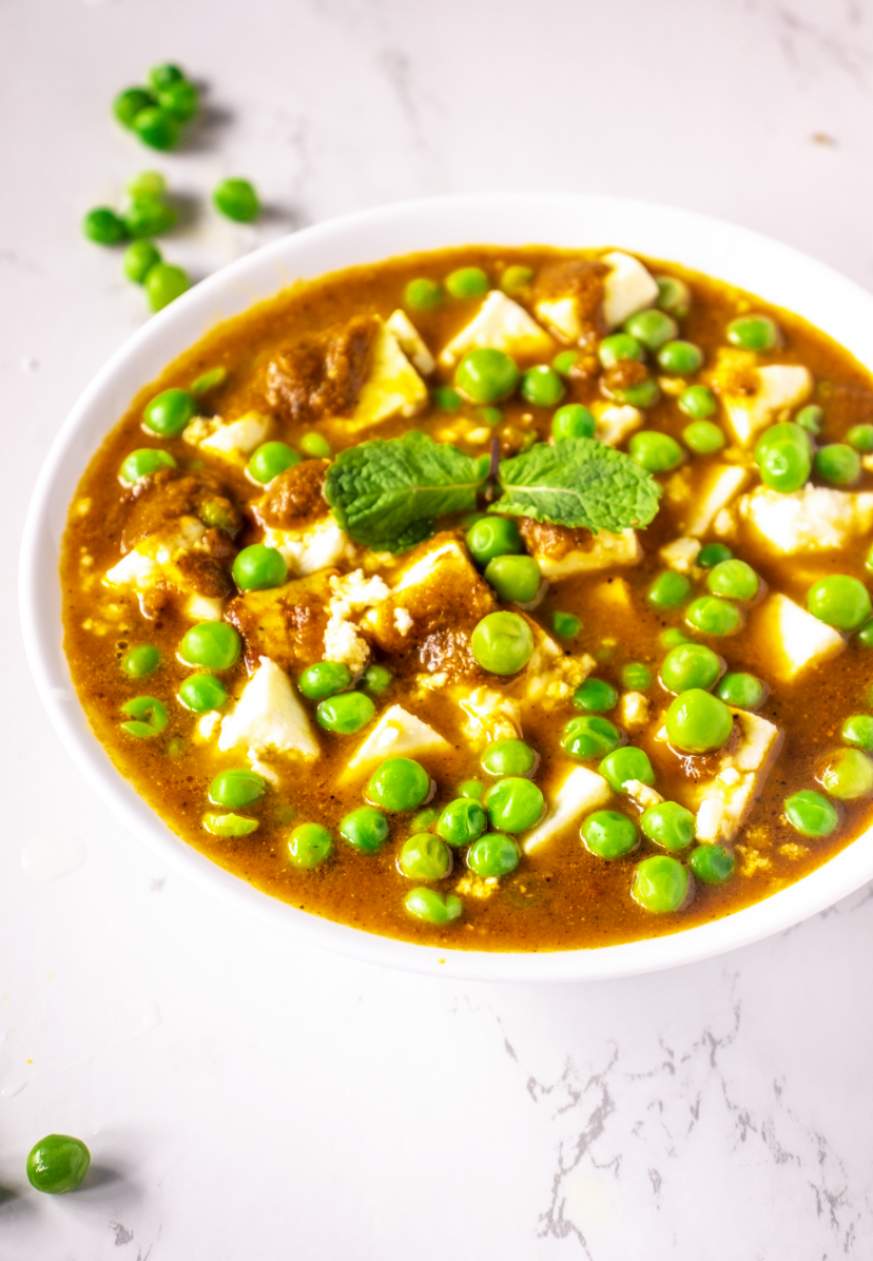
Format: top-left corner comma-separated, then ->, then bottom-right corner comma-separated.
4,0 -> 873,1256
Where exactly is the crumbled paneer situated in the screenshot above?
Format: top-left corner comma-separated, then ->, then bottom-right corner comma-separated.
737,484 -> 873,554
184,411 -> 272,463
600,251 -> 659,329
103,516 -> 224,621
590,401 -> 643,447
393,607 -> 414,635
438,291 -> 553,368
779,842 -> 809,860
262,518 -> 353,577
341,704 -> 449,779
218,657 -> 319,761
523,765 -> 612,854
754,593 -> 845,680
521,621 -> 595,707
619,691 -> 650,730
658,536 -> 700,573
322,569 -> 390,674
681,464 -> 751,537
384,308 -> 436,375
736,845 -> 772,876
453,685 -> 523,748
624,778 -> 663,811
684,709 -> 782,844
709,349 -> 813,446
454,872 -> 499,900
347,320 -> 428,429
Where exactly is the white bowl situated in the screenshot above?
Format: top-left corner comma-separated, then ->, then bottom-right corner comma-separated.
20,193 -> 873,981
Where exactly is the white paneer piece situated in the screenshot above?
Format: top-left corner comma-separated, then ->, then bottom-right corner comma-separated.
533,295 -> 584,345
348,321 -> 428,429
392,537 -> 470,593
600,251 -> 659,329
262,518 -> 352,577
522,622 -> 595,707
624,778 -> 663,812
453,685 -> 523,749
711,349 -> 813,446
591,401 -> 643,447
526,528 -> 641,580
738,485 -> 873,555
687,710 -> 782,844
523,766 -> 612,854
184,411 -> 272,464
385,309 -> 435,375
103,516 -> 223,621
682,464 -> 751,537
321,569 -> 390,675
218,657 -> 319,761
658,536 -> 700,573
438,291 -> 553,369
619,692 -> 650,731
755,593 -> 846,681
341,704 -> 449,780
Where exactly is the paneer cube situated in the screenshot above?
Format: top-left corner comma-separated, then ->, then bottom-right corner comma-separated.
523,765 -> 612,854
600,251 -> 659,329
103,516 -> 224,621
681,464 -> 751,537
218,657 -> 319,761
658,536 -> 701,573
262,518 -> 353,577
522,523 -> 641,580
710,349 -> 813,446
452,685 -> 523,749
226,572 -> 333,669
533,295 -> 584,344
686,709 -> 782,844
438,291 -> 553,368
346,320 -> 428,430
753,593 -> 845,680
184,411 -> 272,464
738,485 -> 873,555
385,309 -> 435,375
591,401 -> 643,447
519,620 -> 595,708
341,704 -> 450,780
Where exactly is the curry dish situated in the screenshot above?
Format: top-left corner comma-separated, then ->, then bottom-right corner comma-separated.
61,245 -> 873,950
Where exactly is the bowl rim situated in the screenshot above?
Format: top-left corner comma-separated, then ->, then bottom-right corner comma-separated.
20,190 -> 873,982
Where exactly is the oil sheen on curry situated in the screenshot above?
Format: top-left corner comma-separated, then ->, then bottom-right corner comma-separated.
62,245 -> 873,950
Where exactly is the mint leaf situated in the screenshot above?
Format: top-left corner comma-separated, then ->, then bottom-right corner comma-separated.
492,438 -> 661,532
324,431 -> 485,552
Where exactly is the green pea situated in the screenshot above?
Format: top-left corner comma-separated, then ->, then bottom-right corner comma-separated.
660,642 -> 723,692
647,570 -> 691,610
128,170 -> 167,200
665,688 -> 733,753
598,332 -> 644,368
754,422 -> 812,492
484,555 -> 542,605
455,348 -> 520,404
133,105 -> 180,151
478,405 -> 503,427
581,810 -> 639,859
857,620 -> 873,648
409,807 -> 438,833
659,627 -> 690,649
338,806 -> 389,854
123,239 -> 162,284
716,672 -> 766,710
552,610 -> 581,638
552,403 -> 596,440
726,313 -> 779,352
470,611 -> 534,674
458,778 -> 484,800
404,277 -> 443,312
120,695 -> 168,739
624,308 -> 677,351
158,79 -> 199,123
398,833 -> 453,880
113,86 -> 156,129
433,385 -> 462,413
121,643 -> 160,678
685,595 -> 743,637
298,661 -> 353,701
614,377 -> 661,409
689,843 -> 735,885
821,748 -> 873,799
657,339 -> 703,375
847,423 -> 873,453
480,738 -> 538,778
655,275 -> 691,318
620,662 -> 652,690
213,177 -> 261,224
299,431 -> 331,458
123,197 -> 177,239
288,822 -> 333,868
316,691 -> 375,734
795,404 -> 824,435
178,621 -> 241,671
485,777 -> 544,832
682,419 -> 725,455
640,801 -> 695,852
83,206 -> 128,246
446,266 -> 489,298
500,264 -> 533,294
118,447 -> 176,486
366,757 -> 431,812
466,516 -> 522,565
362,664 -> 393,695
705,558 -> 759,601
697,541 -> 733,568
841,714 -> 873,750
208,768 -> 266,809
631,855 -> 690,913
678,384 -> 717,420
784,789 -> 839,837
143,387 -> 197,437
404,887 -> 462,924
247,441 -> 301,484
552,349 -> 582,377
521,365 -> 566,408
203,812 -> 259,837
573,677 -> 618,713
629,431 -> 684,473
806,575 -> 871,631
26,1135 -> 91,1195
814,443 -> 860,486
561,715 -> 621,760
467,831 -> 521,877
598,746 -> 655,793
435,798 -> 487,846
148,62 -> 185,90
177,672 -> 228,713
190,365 -> 228,396
145,261 -> 190,311
232,544 -> 288,591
